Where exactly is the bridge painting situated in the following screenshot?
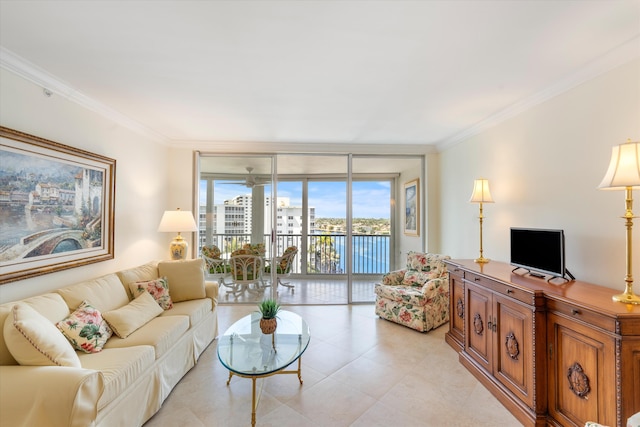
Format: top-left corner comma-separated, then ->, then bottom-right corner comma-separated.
1,126 -> 115,285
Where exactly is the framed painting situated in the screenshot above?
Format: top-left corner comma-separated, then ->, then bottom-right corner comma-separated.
403,178 -> 419,236
0,127 -> 116,284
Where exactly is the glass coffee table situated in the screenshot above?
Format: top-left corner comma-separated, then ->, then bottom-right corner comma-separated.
217,310 -> 310,426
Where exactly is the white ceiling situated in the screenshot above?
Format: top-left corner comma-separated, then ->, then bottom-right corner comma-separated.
1,1 -> 639,151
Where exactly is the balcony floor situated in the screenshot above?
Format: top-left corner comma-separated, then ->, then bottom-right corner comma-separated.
212,276 -> 378,305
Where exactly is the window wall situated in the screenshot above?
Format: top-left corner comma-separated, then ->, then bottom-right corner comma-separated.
196,152 -> 423,305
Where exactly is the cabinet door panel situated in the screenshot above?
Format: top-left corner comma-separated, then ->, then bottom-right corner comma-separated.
548,313 -> 616,427
466,282 -> 492,372
495,296 -> 534,407
450,272 -> 465,345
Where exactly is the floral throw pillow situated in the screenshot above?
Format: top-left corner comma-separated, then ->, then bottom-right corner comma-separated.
129,277 -> 173,310
56,300 -> 113,353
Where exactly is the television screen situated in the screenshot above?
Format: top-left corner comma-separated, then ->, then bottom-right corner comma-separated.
510,228 -> 565,277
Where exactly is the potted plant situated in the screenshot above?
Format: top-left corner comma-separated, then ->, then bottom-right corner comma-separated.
258,298 -> 280,334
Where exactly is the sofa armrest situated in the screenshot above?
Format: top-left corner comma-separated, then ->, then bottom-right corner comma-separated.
421,277 -> 449,299
0,365 -> 103,427
205,280 -> 219,304
381,269 -> 406,286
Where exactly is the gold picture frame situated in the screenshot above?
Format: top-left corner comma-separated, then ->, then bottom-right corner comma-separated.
403,178 -> 419,236
0,127 -> 116,284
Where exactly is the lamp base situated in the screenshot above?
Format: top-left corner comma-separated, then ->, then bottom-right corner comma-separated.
474,257 -> 490,264
169,235 -> 188,260
612,291 -> 640,305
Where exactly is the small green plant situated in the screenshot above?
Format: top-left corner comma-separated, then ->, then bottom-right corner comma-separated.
258,299 -> 280,319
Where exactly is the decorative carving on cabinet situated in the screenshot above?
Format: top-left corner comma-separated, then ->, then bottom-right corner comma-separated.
473,313 -> 484,335
505,332 -> 519,360
567,362 -> 590,398
456,297 -> 464,319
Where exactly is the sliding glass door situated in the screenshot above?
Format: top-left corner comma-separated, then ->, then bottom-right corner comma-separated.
196,152 -> 422,305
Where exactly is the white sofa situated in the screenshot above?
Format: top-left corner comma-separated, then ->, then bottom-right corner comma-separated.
0,259 -> 219,427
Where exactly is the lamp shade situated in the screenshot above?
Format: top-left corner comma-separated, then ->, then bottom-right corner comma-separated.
598,140 -> 640,190
469,179 -> 494,203
157,209 -> 198,233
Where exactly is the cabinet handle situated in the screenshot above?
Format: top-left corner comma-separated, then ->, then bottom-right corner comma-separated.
571,309 -> 581,316
474,277 -> 481,282
506,289 -> 514,294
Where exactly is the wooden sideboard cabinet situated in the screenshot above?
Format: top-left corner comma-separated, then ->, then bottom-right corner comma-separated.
444,259 -> 640,427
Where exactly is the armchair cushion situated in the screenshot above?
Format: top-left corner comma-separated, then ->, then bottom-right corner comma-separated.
382,269 -> 405,286
201,245 -> 221,259
401,270 -> 432,286
406,252 -> 448,277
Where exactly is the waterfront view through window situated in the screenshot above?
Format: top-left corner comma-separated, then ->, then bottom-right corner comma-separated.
197,153 -> 420,305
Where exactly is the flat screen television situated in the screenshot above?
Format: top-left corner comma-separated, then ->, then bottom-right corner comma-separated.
510,228 -> 573,281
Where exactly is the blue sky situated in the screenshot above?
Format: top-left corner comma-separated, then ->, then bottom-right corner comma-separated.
200,180 -> 391,219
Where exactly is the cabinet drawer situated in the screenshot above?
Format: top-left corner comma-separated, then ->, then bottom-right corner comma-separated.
465,272 -> 533,305
546,299 -> 616,333
448,266 -> 464,280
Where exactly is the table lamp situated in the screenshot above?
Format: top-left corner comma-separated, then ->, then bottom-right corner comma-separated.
157,208 -> 198,260
598,139 -> 640,305
470,178 -> 494,264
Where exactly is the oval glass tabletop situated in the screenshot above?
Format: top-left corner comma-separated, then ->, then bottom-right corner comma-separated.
217,310 -> 311,377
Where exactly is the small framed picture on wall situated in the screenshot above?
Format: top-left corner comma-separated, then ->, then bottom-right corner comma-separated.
403,178 -> 419,236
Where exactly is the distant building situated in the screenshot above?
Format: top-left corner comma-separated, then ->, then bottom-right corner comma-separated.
199,194 -> 314,251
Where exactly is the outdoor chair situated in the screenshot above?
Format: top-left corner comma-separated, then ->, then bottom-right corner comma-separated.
201,245 -> 229,280
220,253 -> 268,299
265,246 -> 298,292
374,252 -> 451,332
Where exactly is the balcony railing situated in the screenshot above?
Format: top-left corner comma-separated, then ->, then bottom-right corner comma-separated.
199,233 -> 389,275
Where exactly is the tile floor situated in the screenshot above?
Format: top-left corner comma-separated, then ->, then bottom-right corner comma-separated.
143,304 -> 522,427
215,277 -> 378,304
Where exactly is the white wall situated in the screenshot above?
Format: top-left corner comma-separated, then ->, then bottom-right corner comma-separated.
440,59 -> 640,289
0,69 -> 170,303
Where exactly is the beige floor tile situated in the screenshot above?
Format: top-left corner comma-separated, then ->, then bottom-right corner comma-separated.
144,305 -> 523,427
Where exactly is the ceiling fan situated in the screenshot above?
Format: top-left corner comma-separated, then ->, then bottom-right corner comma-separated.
220,167 -> 269,188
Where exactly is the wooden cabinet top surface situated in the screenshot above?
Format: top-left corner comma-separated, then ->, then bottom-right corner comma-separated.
445,259 -> 640,329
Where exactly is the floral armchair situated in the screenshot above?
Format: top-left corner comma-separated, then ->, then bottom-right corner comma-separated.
374,252 -> 451,332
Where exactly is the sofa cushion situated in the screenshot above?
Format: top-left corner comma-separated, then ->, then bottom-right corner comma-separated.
57,273 -> 130,314
56,301 -> 113,353
3,303 -> 81,367
158,259 -> 206,302
116,261 -> 160,299
103,292 -> 163,339
103,315 -> 190,359
161,298 -> 212,327
78,346 -> 155,411
129,277 -> 173,310
0,293 -> 70,366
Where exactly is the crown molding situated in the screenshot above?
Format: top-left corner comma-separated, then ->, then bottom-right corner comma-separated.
0,47 -> 170,145
436,35 -> 640,152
